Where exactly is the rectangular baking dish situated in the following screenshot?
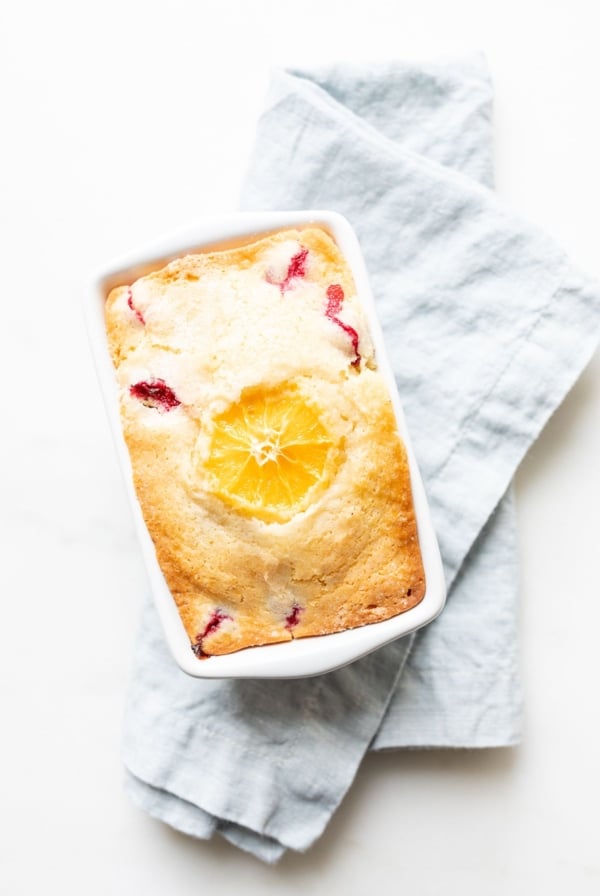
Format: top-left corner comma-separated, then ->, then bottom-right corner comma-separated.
85,210 -> 446,678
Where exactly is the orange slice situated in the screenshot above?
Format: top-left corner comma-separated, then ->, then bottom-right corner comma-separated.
204,383 -> 335,522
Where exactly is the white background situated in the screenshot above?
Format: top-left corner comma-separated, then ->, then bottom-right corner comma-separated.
2,0 -> 599,892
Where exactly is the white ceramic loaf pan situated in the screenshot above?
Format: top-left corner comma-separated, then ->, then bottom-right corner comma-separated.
86,210 -> 446,678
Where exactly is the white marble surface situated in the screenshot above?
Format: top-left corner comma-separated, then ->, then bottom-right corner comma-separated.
2,1 -> 599,892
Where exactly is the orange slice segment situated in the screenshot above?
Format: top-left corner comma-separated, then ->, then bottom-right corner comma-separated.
204,384 -> 335,522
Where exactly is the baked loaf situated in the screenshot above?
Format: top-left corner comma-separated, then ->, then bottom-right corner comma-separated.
105,226 -> 425,657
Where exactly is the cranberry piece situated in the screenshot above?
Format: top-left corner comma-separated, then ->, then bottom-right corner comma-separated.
325,283 -> 344,316
192,609 -> 232,657
129,378 -> 181,412
126,288 -> 145,325
324,284 -> 361,367
267,246 -> 309,293
285,246 -> 309,283
285,603 -> 304,630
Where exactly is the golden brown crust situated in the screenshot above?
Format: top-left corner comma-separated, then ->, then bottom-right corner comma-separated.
105,227 -> 425,657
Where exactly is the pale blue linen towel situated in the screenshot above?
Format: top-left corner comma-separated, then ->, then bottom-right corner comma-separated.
122,57 -> 600,861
